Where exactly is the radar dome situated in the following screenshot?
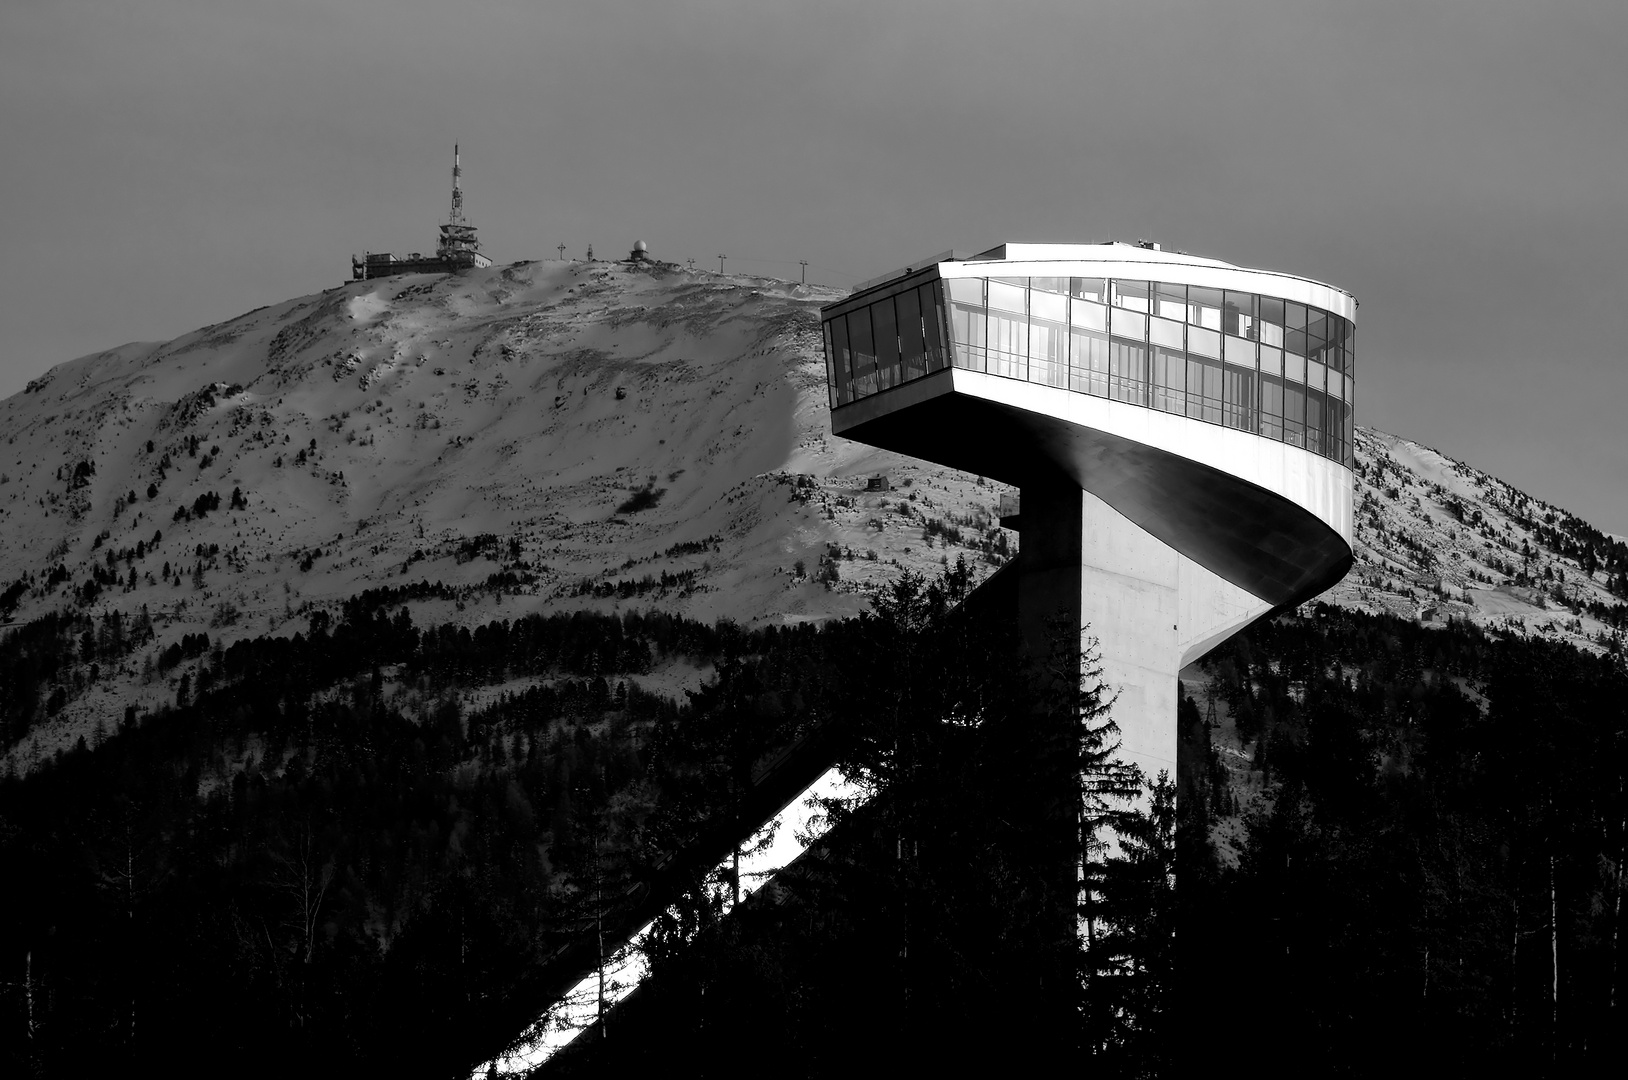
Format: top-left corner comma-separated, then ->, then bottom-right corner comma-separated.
634,240 -> 648,252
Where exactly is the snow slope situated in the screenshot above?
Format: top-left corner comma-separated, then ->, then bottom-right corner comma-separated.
0,260 -> 1015,765
1322,428 -> 1626,646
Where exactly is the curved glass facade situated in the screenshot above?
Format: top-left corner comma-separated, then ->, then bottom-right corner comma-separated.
824,272 -> 1354,467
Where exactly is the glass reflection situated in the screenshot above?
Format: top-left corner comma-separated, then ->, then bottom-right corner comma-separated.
849,307 -> 876,398
921,283 -> 946,372
897,287 -> 925,381
873,295 -> 900,390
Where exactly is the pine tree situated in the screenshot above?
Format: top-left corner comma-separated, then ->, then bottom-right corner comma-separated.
1081,770 -> 1178,1075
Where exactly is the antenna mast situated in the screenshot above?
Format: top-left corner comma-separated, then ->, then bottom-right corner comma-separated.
435,143 -> 490,269
449,144 -> 465,229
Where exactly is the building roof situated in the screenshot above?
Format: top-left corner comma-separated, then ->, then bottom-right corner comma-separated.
848,241 -> 1355,320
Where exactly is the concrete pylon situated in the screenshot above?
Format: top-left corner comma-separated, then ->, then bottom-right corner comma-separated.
1017,476 -> 1273,786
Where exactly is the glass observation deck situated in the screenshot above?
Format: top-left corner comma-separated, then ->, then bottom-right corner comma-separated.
822,257 -> 1355,468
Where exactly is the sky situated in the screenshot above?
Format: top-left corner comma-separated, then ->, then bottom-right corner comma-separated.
2,0 -> 1625,533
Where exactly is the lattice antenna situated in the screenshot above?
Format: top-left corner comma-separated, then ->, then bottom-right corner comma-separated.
436,144 -> 486,267
449,144 -> 466,229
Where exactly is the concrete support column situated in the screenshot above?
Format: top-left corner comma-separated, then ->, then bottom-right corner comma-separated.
1018,481 -> 1274,786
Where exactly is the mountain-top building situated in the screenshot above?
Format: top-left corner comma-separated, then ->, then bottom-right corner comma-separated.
350,145 -> 492,281
821,241 -> 1355,789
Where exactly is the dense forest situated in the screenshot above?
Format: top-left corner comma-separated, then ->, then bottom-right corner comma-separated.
1182,609 -> 1628,1073
0,593 -> 868,1076
547,604 -> 1628,1076
1,569 -> 1625,1076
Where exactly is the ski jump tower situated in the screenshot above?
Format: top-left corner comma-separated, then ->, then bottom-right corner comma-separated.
821,243 -> 1356,785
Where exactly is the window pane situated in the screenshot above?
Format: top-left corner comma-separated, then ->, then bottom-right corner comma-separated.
1260,321 -> 1284,348
1031,276 -> 1067,295
1031,288 -> 1066,324
987,279 -> 1027,379
946,277 -> 984,306
1258,296 -> 1285,326
1260,373 -> 1285,441
1282,381 -> 1305,447
895,287 -> 925,381
1113,279 -> 1152,313
848,306 -> 877,395
987,279 -> 1027,313
828,318 -> 851,405
1307,309 -> 1328,359
1149,316 -> 1184,349
1224,365 -> 1256,432
1110,308 -> 1147,341
1223,333 -> 1256,368
1306,359 -> 1327,396
1328,315 -> 1349,375
1259,344 -> 1283,378
1187,325 -> 1220,359
1305,387 -> 1327,457
1152,346 -> 1185,414
1283,350 -> 1305,384
946,278 -> 986,371
1284,301 -> 1308,356
1070,297 -> 1106,332
988,307 -> 1027,379
1186,355 -> 1223,423
1110,340 -> 1147,405
1189,286 -> 1223,330
823,321 -> 838,407
1328,397 -> 1341,465
1070,327 -> 1110,397
1345,324 -> 1355,379
1204,359 -> 1224,424
1031,321 -> 1065,386
1156,282 -> 1187,320
1030,289 -> 1067,388
920,283 -> 947,372
872,296 -> 901,389
1071,277 -> 1107,302
1313,327 -> 1337,374
1225,291 -> 1257,339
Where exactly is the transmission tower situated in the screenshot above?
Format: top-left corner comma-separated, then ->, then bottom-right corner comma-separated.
449,144 -> 466,228
435,144 -> 489,269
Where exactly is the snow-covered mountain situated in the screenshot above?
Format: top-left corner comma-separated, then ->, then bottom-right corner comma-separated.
3,258 -> 1625,767
1329,428 -> 1627,644
0,260 -> 1016,764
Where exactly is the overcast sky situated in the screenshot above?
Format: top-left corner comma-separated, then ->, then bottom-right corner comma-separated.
3,0 -> 1625,532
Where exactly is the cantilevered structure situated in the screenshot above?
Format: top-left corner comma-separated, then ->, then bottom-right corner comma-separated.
821,242 -> 1356,785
